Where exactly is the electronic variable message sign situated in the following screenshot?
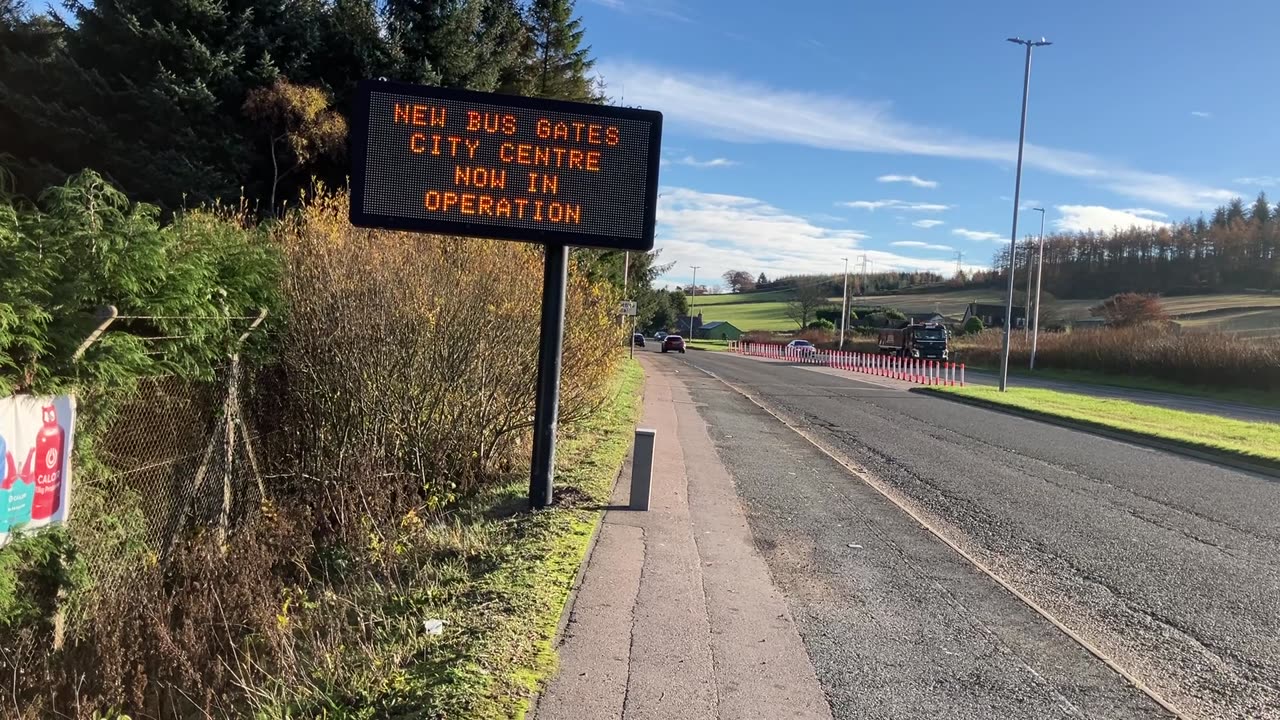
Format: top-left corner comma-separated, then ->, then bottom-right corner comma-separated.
349,79 -> 663,251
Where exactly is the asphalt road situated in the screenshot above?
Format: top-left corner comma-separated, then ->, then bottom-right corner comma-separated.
648,346 -> 1280,720
962,368 -> 1280,423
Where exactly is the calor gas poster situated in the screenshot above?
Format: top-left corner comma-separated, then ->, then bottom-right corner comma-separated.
0,395 -> 76,545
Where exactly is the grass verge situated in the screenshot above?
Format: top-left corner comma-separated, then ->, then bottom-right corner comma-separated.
435,357 -> 644,718
269,359 -> 644,719
922,385 -> 1280,469
961,363 -> 1280,409
686,339 -> 731,351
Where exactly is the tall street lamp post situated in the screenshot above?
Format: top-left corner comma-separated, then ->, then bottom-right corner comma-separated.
999,36 -> 1052,392
839,257 -> 850,350
689,265 -> 700,335
1030,207 -> 1047,369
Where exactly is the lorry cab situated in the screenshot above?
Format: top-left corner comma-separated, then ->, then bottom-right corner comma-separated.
878,322 -> 949,359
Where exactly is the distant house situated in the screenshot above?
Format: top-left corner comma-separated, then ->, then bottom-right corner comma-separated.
962,302 -> 1027,329
696,321 -> 743,341
676,313 -> 703,337
905,312 -> 947,326
1067,317 -> 1107,331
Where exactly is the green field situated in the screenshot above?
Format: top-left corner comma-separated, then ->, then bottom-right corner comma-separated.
695,300 -> 795,331
692,288 -> 1280,336
692,289 -> 792,306
926,385 -> 1280,467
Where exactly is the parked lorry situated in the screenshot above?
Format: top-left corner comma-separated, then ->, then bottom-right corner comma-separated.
877,322 -> 949,359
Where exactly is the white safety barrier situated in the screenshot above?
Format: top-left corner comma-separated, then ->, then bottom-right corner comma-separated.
735,342 -> 964,387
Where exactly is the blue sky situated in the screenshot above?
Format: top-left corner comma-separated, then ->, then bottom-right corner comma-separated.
582,0 -> 1280,289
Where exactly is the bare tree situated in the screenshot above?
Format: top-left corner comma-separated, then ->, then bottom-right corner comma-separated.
784,282 -> 827,328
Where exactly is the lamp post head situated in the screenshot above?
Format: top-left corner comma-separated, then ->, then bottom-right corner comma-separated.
1007,37 -> 1052,47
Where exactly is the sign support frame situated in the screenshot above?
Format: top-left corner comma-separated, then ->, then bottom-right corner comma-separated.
348,79 -> 662,510
529,242 -> 569,508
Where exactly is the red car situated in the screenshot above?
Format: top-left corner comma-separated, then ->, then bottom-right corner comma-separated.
661,335 -> 686,353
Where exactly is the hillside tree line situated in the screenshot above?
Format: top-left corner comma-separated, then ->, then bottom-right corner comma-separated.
716,270 -> 945,297
986,195 -> 1280,298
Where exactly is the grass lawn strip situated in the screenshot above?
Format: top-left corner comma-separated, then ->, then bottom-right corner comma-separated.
686,339 -> 730,351
926,385 -> 1280,467
960,363 -> 1280,410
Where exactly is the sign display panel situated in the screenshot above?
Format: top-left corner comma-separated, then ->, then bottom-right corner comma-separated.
350,80 -> 663,251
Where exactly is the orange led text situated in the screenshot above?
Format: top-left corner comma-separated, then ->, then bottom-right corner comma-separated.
424,191 -> 582,224
535,119 -> 620,146
499,143 -> 602,171
467,111 -> 518,135
393,103 -> 447,128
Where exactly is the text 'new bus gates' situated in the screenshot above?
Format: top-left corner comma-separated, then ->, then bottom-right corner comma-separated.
730,342 -> 966,387
348,80 -> 663,509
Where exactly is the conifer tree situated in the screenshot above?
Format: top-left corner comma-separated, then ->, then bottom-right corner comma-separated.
528,0 -> 599,102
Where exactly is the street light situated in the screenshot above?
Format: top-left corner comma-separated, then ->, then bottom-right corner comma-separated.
998,36 -> 1052,392
1030,207 -> 1047,369
839,257 -> 850,350
689,265 -> 700,332
1023,234 -> 1034,341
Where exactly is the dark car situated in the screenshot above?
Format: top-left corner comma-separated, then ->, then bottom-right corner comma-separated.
661,335 -> 686,353
632,333 -> 646,347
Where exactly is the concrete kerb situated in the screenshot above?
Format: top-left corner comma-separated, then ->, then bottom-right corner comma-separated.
527,450 -> 633,719
914,387 -> 1280,481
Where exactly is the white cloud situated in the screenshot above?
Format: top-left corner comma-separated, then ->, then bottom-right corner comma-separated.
669,155 -> 738,168
1119,207 -> 1168,219
839,199 -> 950,212
912,219 -> 945,228
655,186 -> 980,281
952,228 -> 1005,241
588,0 -> 690,21
877,174 -> 938,189
1234,176 -> 1279,187
599,62 -> 1236,209
891,241 -> 954,251
1053,205 -> 1172,233
1190,111 -> 1212,118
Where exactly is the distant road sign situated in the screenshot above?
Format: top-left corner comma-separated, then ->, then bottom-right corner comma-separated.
349,79 -> 663,251
620,300 -> 638,316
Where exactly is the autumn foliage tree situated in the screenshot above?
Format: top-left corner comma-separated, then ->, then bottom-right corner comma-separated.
1090,293 -> 1168,327
722,269 -> 756,293
243,80 -> 347,211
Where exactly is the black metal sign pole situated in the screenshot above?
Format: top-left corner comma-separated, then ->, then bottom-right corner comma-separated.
529,242 -> 569,508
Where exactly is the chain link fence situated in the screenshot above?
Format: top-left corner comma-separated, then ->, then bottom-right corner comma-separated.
86,355 -> 269,575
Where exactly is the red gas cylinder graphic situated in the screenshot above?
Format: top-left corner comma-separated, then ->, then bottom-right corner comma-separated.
30,404 -> 65,520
